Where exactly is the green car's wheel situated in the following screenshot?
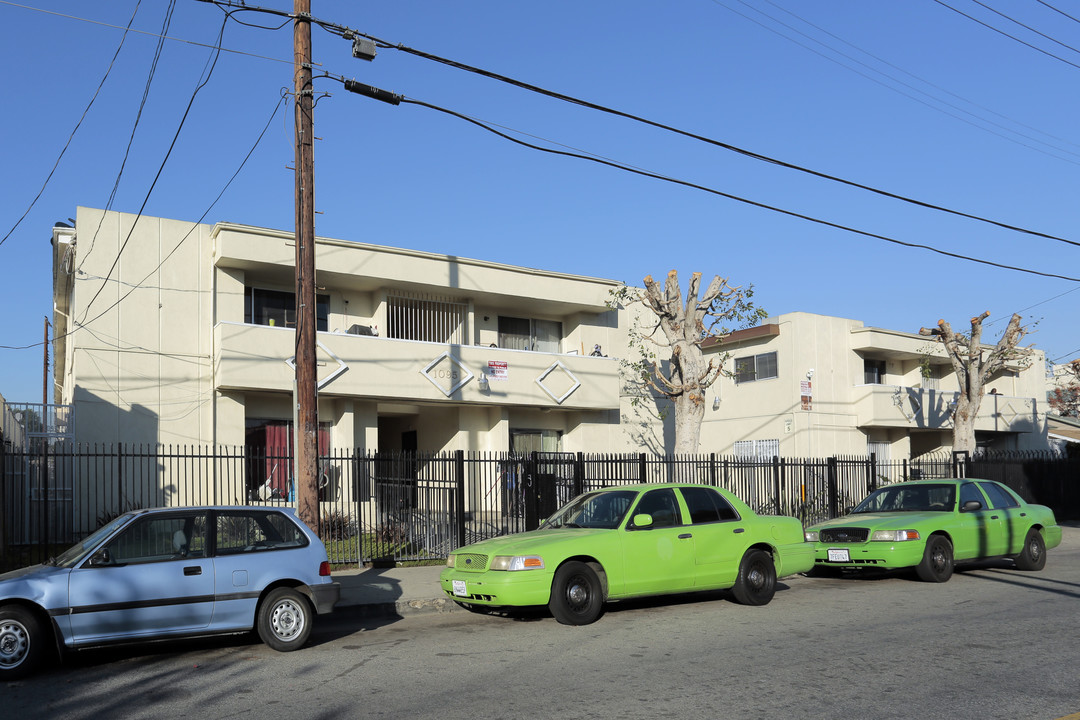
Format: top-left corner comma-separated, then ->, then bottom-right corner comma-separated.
1014,528 -> 1046,571
0,605 -> 45,680
731,549 -> 776,606
548,561 -> 603,625
257,588 -> 313,651
916,535 -> 954,583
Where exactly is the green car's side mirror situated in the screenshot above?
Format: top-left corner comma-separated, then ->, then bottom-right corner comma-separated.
962,500 -> 983,512
632,513 -> 654,529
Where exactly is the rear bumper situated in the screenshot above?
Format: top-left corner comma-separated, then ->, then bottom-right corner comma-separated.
311,582 -> 340,614
774,541 -> 816,577
1043,524 -> 1063,551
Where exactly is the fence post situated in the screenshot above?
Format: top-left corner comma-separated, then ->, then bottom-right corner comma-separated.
574,452 -> 585,498
116,444 -> 124,514
868,452 -> 877,493
638,453 -> 647,483
0,438 -> 5,556
454,450 -> 466,549
827,456 -> 839,519
709,453 -> 717,487
772,456 -> 781,514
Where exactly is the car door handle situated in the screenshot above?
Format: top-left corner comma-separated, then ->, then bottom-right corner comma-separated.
184,566 -> 202,576
1020,512 -> 1027,517
678,533 -> 692,540
733,527 -> 746,534
990,515 -> 999,520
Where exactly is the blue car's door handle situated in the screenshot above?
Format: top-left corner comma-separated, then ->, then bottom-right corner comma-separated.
184,566 -> 202,576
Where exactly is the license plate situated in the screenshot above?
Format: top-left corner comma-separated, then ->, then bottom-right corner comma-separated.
452,579 -> 468,597
827,548 -> 850,563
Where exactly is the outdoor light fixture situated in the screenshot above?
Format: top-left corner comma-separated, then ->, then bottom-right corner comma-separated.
712,396 -> 720,411
478,373 -> 490,391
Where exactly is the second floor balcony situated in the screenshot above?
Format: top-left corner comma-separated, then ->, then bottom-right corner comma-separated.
853,384 -> 1040,434
214,322 -> 620,410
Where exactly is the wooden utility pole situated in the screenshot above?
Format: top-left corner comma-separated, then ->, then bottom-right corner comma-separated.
43,317 -> 50,408
293,0 -> 319,532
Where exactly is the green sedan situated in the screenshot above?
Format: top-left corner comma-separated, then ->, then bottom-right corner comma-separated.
439,483 -> 814,625
804,478 -> 1062,582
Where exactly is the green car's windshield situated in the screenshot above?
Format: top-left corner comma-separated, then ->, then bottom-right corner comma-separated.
541,490 -> 638,530
852,484 -> 956,514
50,512 -> 134,568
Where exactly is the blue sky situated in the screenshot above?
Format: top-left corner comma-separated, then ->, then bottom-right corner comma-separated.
2,0 -> 1078,404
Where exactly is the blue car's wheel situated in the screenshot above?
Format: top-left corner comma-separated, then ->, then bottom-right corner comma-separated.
732,549 -> 776,606
0,606 -> 44,680
916,534 -> 953,582
1014,528 -> 1046,571
257,588 -> 313,651
549,561 -> 603,625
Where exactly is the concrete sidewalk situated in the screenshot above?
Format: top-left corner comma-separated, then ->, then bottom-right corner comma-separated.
331,564 -> 457,617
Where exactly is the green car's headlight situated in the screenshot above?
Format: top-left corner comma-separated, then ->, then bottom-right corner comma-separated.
871,529 -> 920,542
490,555 -> 545,571
804,530 -> 819,542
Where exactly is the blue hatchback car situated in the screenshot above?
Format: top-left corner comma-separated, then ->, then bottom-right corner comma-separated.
0,506 -> 340,678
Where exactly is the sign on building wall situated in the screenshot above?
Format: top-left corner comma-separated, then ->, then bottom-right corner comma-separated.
487,361 -> 508,381
800,380 -> 812,411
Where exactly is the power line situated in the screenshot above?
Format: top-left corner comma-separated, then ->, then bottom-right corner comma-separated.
198,0 -> 1080,248
933,0 -> 1080,71
0,0 -> 293,64
79,0 -> 178,273
336,76 -> 1080,283
731,0 -> 1080,162
968,0 -> 1080,58
376,40 -> 1080,249
0,1 -> 142,250
0,90 -> 287,352
79,9 -> 230,323
1036,0 -> 1080,26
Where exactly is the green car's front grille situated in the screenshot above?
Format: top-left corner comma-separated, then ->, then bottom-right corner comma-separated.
820,527 -> 869,543
456,553 -> 488,571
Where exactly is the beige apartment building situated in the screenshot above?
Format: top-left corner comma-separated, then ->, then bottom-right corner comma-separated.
50,208 -> 1050,466
700,312 -> 1050,461
51,207 -> 627,460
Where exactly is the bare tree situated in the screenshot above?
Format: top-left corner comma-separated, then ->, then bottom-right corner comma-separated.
611,270 -> 765,454
1049,359 -> 1080,418
919,312 -> 1029,453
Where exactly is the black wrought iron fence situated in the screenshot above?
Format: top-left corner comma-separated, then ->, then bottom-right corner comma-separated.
2,443 -> 1075,572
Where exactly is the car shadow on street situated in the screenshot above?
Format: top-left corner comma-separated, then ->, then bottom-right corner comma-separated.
455,581 -> 801,624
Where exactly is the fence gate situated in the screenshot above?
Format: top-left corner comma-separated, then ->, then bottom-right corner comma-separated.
521,452 -> 582,530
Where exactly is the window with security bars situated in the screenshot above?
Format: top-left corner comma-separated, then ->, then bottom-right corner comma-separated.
734,439 -> 779,459
386,292 -> 467,344
734,351 -> 778,384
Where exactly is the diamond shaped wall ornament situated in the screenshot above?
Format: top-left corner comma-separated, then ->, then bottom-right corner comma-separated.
286,341 -> 349,390
421,352 -> 474,397
999,401 -> 1020,424
536,361 -> 581,404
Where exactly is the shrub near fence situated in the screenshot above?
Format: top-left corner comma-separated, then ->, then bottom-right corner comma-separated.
1,444 -> 1075,571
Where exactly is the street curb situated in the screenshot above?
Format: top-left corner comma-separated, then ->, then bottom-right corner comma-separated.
337,596 -> 461,618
